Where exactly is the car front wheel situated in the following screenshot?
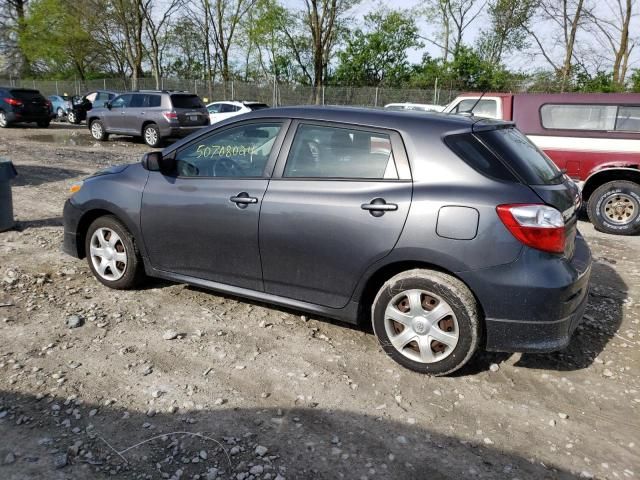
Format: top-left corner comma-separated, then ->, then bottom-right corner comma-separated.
85,216 -> 144,289
0,110 -> 9,128
587,180 -> 640,235
90,120 -> 108,141
372,269 -> 481,376
143,123 -> 162,148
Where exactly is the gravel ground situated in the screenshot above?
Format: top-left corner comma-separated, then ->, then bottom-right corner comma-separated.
0,123 -> 639,480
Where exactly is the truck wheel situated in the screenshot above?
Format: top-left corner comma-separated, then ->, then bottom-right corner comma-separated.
587,181 -> 640,235
143,123 -> 162,148
90,120 -> 109,141
371,269 -> 481,376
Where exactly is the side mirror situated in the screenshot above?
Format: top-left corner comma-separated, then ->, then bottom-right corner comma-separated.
141,151 -> 176,174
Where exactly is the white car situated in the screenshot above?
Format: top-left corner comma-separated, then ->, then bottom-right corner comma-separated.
384,103 -> 444,112
206,101 -> 270,124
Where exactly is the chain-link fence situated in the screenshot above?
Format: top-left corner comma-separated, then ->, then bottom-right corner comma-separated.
0,76 -> 475,107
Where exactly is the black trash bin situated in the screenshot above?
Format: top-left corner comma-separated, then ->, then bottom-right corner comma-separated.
0,158 -> 18,232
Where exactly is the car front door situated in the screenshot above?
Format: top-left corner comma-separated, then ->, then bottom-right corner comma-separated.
259,122 -> 413,309
103,94 -> 131,133
140,120 -> 288,290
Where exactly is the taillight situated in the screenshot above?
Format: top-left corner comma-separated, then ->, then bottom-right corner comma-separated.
45,100 -> 52,108
162,111 -> 178,121
496,204 -> 565,254
5,98 -> 22,107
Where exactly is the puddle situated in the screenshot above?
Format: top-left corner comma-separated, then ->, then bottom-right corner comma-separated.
27,133 -> 136,147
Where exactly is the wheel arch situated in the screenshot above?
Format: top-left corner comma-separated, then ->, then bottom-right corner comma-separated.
582,167 -> 640,203
141,120 -> 158,136
355,260 -> 486,330
75,206 -> 141,259
87,116 -> 100,128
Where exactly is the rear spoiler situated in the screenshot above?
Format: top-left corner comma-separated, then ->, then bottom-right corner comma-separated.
471,118 -> 514,133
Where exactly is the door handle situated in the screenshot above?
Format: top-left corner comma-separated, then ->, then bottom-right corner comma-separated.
361,198 -> 398,217
230,192 -> 258,208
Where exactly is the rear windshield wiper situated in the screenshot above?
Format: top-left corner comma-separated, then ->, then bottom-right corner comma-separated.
549,169 -> 567,182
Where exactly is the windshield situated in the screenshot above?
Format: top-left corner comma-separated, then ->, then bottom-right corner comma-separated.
477,127 -> 563,185
171,94 -> 204,109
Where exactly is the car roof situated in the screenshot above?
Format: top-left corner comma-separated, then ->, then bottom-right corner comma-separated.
243,105 -> 485,130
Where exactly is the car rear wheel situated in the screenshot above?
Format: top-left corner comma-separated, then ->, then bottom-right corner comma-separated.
0,110 -> 8,128
90,120 -> 108,141
56,107 -> 65,119
587,181 -> 640,235
372,269 -> 480,375
67,110 -> 78,124
85,216 -> 143,289
143,123 -> 162,148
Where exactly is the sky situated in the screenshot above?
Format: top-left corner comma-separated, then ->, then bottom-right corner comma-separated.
311,0 -> 640,76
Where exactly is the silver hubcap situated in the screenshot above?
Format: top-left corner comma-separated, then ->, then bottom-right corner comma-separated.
91,122 -> 103,138
68,112 -> 75,122
602,193 -> 638,225
57,108 -> 64,118
90,228 -> 127,281
384,289 -> 459,364
0,112 -> 6,127
145,127 -> 158,145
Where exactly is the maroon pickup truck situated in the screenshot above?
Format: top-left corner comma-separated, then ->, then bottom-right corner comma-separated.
444,93 -> 640,235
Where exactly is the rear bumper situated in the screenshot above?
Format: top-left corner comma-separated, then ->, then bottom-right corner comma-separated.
6,111 -> 51,123
459,232 -> 592,353
165,125 -> 207,138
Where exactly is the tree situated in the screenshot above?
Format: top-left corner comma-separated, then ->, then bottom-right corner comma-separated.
19,0 -> 97,79
631,69 -> 640,91
525,0 -> 592,91
585,0 -> 637,86
477,0 -> 536,65
1,0 -> 30,77
420,0 -> 484,62
284,0 -> 358,104
334,9 -> 422,87
142,0 -> 183,89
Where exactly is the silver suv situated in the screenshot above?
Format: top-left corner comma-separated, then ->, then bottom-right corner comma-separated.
87,90 -> 209,147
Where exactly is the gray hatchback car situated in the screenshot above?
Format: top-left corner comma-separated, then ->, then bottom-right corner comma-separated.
88,90 -> 209,147
63,107 -> 592,375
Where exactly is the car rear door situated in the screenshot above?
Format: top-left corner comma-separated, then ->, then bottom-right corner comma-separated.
259,121 -> 413,309
140,120 -> 289,290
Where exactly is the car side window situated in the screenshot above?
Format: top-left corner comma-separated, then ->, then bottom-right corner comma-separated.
283,124 -> 398,180
208,104 -> 221,113
110,95 -> 131,109
129,94 -> 145,108
85,92 -> 97,103
220,103 -> 236,113
615,106 -> 640,132
175,123 -> 282,178
145,95 -> 161,108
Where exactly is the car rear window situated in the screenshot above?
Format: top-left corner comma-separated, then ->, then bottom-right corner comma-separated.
476,127 -> 563,185
445,133 -> 517,182
171,94 -> 204,109
246,103 -> 269,111
10,89 -> 45,101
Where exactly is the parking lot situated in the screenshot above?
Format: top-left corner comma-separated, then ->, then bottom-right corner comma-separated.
0,123 -> 639,479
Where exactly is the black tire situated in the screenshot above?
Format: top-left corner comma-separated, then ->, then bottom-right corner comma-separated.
56,107 -> 65,120
143,123 -> 162,148
90,120 -> 109,141
0,110 -> 8,128
372,269 -> 481,376
85,215 -> 144,289
67,110 -> 79,124
37,119 -> 50,128
587,180 -> 640,235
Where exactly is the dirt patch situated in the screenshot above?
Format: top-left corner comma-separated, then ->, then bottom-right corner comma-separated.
0,124 -> 639,479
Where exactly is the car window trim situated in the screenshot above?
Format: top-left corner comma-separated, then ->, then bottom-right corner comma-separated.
538,102 -> 640,133
271,119 -> 412,181
166,118 -> 291,180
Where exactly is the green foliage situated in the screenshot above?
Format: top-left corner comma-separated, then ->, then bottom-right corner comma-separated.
333,9 -> 422,87
631,70 -> 640,93
19,0 -> 97,79
574,70 -> 623,93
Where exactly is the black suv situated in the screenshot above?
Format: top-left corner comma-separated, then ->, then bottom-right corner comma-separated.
87,90 -> 209,147
67,90 -> 119,124
0,87 -> 52,128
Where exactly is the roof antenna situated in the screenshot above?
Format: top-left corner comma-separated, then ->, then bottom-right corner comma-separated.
460,90 -> 487,116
